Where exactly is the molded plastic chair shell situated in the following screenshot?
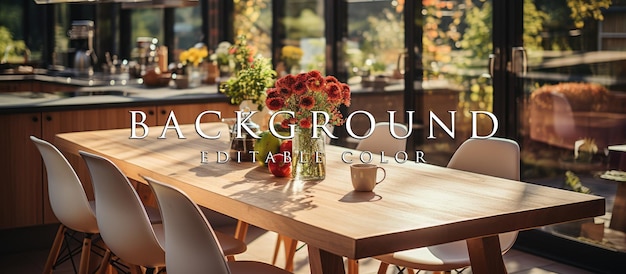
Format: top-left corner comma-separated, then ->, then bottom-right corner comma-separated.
31,136 -> 101,274
31,136 -> 98,233
146,177 -> 292,274
79,151 -> 166,269
375,137 -> 520,272
355,122 -> 408,154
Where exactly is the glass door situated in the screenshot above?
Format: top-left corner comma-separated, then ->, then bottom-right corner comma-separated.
413,0 -> 499,166
515,0 -> 626,269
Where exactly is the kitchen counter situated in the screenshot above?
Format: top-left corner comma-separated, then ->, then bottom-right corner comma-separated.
0,71 -> 229,114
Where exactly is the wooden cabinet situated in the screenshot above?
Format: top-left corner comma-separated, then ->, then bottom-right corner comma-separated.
0,101 -> 235,228
0,113 -> 43,228
0,80 -> 33,93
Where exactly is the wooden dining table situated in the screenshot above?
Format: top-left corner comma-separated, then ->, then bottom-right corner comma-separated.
55,122 -> 605,274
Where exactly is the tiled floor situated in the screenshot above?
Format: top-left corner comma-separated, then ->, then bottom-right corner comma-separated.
0,224 -> 595,274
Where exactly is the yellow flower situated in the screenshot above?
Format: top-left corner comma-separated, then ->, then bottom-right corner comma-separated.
281,46 -> 303,61
179,46 -> 209,67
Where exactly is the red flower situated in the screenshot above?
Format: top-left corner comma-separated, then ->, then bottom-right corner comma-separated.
325,83 -> 343,103
264,69 -> 350,129
341,83 -> 351,106
295,72 -> 308,83
277,74 -> 296,88
299,118 -> 312,128
325,75 -> 339,85
266,97 -> 285,111
293,80 -> 308,95
306,77 -> 325,92
299,95 -> 315,110
277,86 -> 293,98
280,118 -> 292,129
266,87 -> 279,98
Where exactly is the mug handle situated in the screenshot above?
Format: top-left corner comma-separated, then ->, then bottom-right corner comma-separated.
376,167 -> 386,184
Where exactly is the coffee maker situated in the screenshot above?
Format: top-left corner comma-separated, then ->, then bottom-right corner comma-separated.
68,20 -> 97,76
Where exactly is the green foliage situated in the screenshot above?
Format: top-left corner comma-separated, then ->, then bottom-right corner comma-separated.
567,0 -> 612,28
230,35 -> 254,73
219,55 -> 277,110
131,10 -> 163,44
0,26 -> 27,63
565,171 -> 592,194
234,0 -> 271,57
283,9 -> 324,39
523,0 -> 548,52
0,3 -> 23,41
459,2 -> 493,60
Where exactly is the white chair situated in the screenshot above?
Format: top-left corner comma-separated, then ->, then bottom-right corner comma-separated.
355,122 -> 408,154
271,122 -> 409,273
80,151 -> 247,274
80,150 -> 166,274
375,137 -> 520,274
30,136 -> 100,274
146,176 -> 292,274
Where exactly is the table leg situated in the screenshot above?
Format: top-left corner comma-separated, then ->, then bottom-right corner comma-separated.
466,235 -> 508,274
609,182 -> 626,232
234,220 -> 249,240
307,245 -> 346,274
227,220 -> 249,261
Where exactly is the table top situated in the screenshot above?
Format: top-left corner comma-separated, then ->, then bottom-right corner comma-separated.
609,144 -> 626,153
55,122 -> 606,260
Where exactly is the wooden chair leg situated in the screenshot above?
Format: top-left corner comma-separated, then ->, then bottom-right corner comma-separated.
78,233 -> 93,274
272,234 -> 298,271
128,264 -> 143,274
348,259 -> 358,274
377,262 -> 389,274
43,224 -> 66,274
272,234 -> 283,265
283,236 -> 298,272
96,249 -> 112,274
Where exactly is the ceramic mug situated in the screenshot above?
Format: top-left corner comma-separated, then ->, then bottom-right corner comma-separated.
350,163 -> 386,192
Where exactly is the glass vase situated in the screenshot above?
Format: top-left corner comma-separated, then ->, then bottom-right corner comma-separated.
187,65 -> 202,88
292,127 -> 326,181
239,99 -> 272,131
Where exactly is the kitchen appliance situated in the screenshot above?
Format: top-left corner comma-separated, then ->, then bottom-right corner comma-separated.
69,20 -> 97,76
131,37 -> 159,77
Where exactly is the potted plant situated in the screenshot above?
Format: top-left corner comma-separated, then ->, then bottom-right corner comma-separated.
219,35 -> 277,111
211,41 -> 234,77
176,44 -> 209,88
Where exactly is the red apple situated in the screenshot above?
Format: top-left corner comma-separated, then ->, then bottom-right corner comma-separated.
280,139 -> 292,155
268,153 -> 291,177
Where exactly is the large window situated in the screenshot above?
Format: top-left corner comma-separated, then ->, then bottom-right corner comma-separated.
518,0 -> 626,256
346,0 -> 404,84
233,0 -> 272,58
0,0 -> 45,65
